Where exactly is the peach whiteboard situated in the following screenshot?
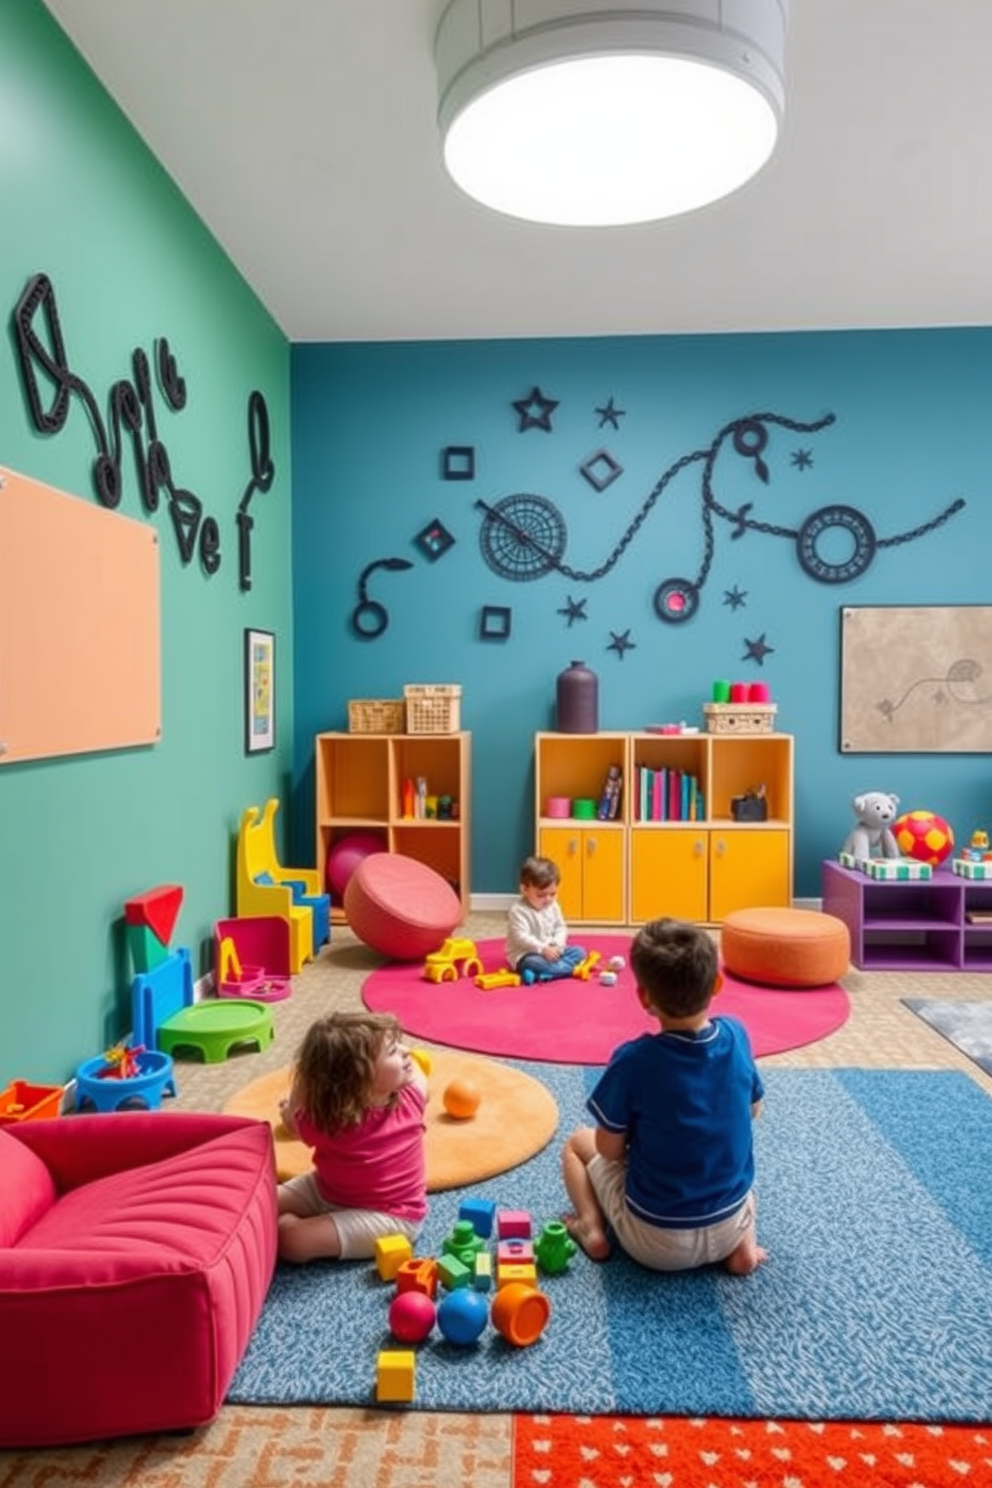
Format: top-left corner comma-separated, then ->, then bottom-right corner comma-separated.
0,465 -> 161,764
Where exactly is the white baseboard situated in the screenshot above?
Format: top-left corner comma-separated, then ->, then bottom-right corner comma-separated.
471,894 -> 822,914
470,893 -> 515,911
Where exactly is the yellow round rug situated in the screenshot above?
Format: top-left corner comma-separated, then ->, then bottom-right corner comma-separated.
223,1048 -> 559,1191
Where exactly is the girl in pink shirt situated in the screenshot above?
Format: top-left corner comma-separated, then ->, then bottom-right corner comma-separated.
277,1010 -> 428,1264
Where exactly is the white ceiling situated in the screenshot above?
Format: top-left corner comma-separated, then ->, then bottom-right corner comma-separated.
41,1 -> 992,344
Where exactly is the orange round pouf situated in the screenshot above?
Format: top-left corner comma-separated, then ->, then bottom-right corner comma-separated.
720,906 -> 850,988
344,853 -> 461,960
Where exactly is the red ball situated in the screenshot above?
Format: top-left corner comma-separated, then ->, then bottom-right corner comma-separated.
388,1290 -> 436,1343
893,809 -> 954,867
326,831 -> 387,898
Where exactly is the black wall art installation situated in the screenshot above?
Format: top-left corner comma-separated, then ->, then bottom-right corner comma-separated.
12,272 -> 276,589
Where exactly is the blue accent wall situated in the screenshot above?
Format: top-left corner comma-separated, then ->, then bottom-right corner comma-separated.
291,332 -> 991,898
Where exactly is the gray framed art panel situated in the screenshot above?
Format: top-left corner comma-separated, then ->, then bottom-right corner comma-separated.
840,605 -> 992,753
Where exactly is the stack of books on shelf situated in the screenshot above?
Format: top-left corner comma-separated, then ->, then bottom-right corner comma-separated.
634,766 -> 703,822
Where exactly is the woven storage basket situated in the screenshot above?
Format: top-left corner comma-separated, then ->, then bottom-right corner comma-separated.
404,684 -> 462,734
703,703 -> 777,735
348,699 -> 406,734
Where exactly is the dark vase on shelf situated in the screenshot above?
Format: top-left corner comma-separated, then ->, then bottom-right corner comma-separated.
556,660 -> 598,734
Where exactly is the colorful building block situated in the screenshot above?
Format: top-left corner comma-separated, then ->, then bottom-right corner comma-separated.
437,1253 -> 472,1291
459,1197 -> 496,1238
124,884 -> 184,946
472,1251 -> 493,1291
534,1219 -> 577,1275
497,1260 -> 538,1288
376,1349 -> 416,1403
443,1219 -> 486,1267
374,1233 -> 413,1281
497,1208 -> 531,1239
497,1238 -> 534,1265
395,1257 -> 438,1298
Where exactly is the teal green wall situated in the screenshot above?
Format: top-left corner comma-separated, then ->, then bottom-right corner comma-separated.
290,333 -> 992,900
1,1 -> 292,1085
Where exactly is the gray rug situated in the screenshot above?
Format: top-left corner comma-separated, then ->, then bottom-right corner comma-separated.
902,998 -> 992,1078
229,1065 -> 992,1421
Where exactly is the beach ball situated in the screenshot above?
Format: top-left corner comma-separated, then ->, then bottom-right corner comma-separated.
893,809 -> 954,866
326,830 -> 387,898
443,1077 -> 481,1120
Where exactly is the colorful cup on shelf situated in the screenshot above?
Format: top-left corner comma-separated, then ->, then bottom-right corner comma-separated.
729,682 -> 749,703
748,681 -> 771,703
572,798 -> 596,820
711,679 -> 731,703
545,796 -> 571,818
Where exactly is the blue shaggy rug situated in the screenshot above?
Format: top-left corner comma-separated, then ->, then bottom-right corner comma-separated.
228,1066 -> 992,1422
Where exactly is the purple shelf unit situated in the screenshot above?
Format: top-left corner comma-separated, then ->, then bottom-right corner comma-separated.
821,859 -> 992,972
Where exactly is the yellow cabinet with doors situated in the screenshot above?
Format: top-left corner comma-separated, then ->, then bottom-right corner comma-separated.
538,823 -> 626,925
536,729 -> 793,926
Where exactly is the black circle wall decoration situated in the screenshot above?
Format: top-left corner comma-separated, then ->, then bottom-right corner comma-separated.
653,578 -> 701,624
795,505 -> 877,584
475,494 -> 567,580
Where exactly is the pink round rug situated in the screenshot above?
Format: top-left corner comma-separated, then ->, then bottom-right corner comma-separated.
362,934 -> 850,1065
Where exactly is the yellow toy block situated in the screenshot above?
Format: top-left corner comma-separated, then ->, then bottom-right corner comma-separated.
497,1260 -> 538,1288
376,1349 -> 416,1403
375,1233 -> 413,1281
572,950 -> 602,981
473,1251 -> 493,1291
474,968 -> 522,990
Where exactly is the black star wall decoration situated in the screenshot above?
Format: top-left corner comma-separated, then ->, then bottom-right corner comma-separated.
558,595 -> 587,626
723,585 -> 748,610
743,633 -> 774,665
512,386 -> 559,432
608,629 -> 636,659
595,397 -> 625,429
791,448 -> 814,470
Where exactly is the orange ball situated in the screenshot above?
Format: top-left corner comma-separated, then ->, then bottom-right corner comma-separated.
442,1077 -> 481,1120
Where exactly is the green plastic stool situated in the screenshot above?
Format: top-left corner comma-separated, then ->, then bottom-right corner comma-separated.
157,1000 -> 274,1063
132,949 -> 275,1065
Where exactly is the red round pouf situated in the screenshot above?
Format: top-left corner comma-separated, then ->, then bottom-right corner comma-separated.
344,853 -> 461,960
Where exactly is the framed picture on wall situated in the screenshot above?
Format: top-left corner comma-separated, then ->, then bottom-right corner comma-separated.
244,628 -> 275,754
839,605 -> 992,752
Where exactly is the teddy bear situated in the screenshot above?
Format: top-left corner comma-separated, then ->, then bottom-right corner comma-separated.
841,791 -> 901,860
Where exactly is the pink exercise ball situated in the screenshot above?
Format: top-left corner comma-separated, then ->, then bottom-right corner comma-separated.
326,831 -> 387,898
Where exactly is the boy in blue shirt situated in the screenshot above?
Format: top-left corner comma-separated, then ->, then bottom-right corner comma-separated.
562,917 -> 767,1274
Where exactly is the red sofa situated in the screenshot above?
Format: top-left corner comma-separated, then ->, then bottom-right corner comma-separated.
0,1110 -> 277,1447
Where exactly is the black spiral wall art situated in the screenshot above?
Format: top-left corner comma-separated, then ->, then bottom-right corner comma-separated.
11,271 -> 275,587
474,409 -> 967,624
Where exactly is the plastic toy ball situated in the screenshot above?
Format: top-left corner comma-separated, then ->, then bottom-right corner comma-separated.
443,1077 -> 481,1120
388,1290 -> 436,1344
893,809 -> 955,867
436,1288 -> 489,1346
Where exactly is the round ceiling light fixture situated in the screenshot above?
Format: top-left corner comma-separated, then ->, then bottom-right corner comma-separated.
435,0 -> 787,227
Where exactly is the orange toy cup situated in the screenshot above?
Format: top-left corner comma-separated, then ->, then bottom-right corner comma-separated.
490,1282 -> 550,1347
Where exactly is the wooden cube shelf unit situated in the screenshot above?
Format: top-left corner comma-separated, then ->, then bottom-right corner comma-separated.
534,731 -> 794,927
315,731 -> 471,923
822,859 -> 992,971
